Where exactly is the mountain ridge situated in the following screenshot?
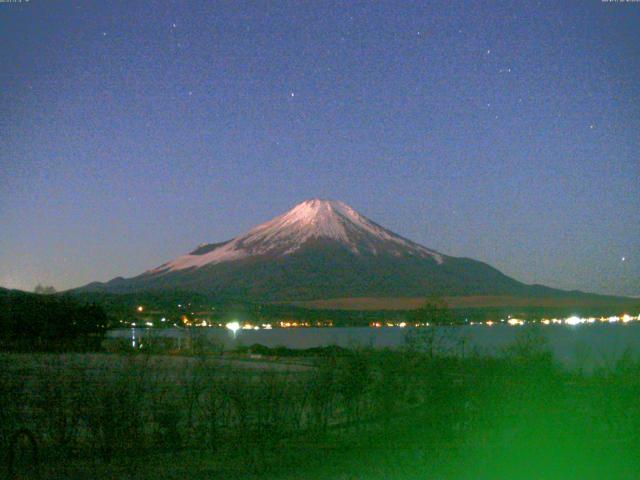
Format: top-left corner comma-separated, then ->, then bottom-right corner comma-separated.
76,199 -> 625,303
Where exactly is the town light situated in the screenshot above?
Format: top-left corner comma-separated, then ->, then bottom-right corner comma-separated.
565,316 -> 582,326
226,321 -> 240,335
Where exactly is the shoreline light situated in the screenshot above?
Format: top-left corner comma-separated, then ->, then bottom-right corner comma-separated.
226,321 -> 240,335
565,316 -> 582,326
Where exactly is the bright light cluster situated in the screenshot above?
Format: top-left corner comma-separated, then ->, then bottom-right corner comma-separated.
505,313 -> 639,327
225,321 -> 240,334
278,320 -> 333,328
127,312 -> 639,330
369,322 -> 431,328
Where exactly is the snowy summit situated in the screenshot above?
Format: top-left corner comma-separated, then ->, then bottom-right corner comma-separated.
151,199 -> 444,273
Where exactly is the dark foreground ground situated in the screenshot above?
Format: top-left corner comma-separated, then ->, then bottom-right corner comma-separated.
2,328 -> 640,479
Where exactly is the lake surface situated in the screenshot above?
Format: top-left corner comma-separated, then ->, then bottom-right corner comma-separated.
108,324 -> 640,368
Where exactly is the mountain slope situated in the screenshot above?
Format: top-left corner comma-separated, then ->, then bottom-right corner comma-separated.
78,199 -> 576,301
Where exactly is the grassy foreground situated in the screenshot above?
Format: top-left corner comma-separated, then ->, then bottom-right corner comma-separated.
2,327 -> 640,479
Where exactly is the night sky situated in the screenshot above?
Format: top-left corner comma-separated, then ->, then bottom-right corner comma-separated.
1,1 -> 638,297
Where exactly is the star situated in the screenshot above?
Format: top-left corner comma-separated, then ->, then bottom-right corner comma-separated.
101,32 -> 107,36
290,92 -> 295,98
621,256 -> 626,262
172,23 -> 177,28
589,124 -> 595,129
486,49 -> 491,55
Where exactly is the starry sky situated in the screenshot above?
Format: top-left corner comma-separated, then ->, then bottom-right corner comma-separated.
1,1 -> 638,297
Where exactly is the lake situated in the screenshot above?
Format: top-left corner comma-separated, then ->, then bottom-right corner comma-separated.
108,323 -> 640,368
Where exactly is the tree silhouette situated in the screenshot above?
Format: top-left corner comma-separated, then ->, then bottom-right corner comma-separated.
34,284 -> 57,295
410,297 -> 453,326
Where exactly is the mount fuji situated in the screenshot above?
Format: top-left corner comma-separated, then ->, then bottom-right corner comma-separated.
79,199 -> 579,302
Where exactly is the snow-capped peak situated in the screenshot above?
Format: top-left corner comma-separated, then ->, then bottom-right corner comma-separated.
150,199 -> 444,273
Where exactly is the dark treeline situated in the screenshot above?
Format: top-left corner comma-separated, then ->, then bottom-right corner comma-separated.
0,288 -> 107,351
